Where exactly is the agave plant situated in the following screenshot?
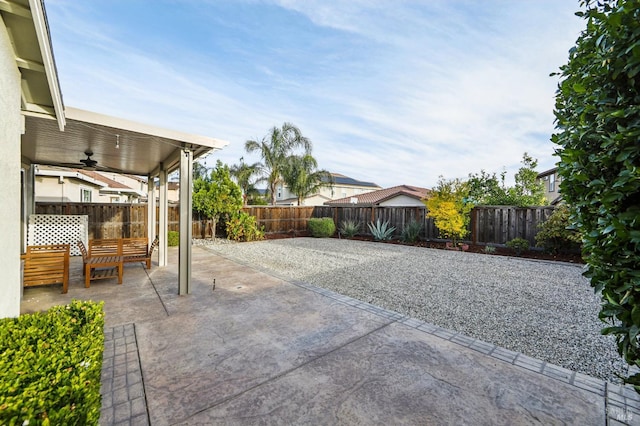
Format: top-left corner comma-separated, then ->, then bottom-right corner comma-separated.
339,220 -> 360,238
368,219 -> 396,241
400,220 -> 422,243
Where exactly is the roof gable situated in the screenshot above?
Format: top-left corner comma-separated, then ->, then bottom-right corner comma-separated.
326,185 -> 430,206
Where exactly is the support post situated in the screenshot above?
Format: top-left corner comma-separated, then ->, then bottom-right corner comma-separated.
178,147 -> 193,295
147,175 -> 156,245
158,165 -> 168,267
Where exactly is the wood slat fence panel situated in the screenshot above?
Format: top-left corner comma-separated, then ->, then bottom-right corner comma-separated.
471,206 -> 555,246
243,206 -> 315,233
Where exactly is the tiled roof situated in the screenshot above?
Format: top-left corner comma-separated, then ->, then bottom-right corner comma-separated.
326,185 -> 431,206
78,170 -> 131,189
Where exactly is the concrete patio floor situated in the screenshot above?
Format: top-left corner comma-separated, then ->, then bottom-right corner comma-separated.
20,246 -> 640,425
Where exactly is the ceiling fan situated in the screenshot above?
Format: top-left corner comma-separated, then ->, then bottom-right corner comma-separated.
79,150 -> 98,170
54,149 -> 123,173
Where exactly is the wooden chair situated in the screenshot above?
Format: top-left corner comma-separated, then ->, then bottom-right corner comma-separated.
77,239 -> 123,288
21,244 -> 70,294
122,236 -> 159,269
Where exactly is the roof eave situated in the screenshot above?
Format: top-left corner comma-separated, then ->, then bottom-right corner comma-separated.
28,0 -> 65,130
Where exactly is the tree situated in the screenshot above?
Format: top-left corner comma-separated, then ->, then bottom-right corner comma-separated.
466,153 -> 546,206
245,123 -> 312,205
508,153 -> 546,206
552,0 -> 640,388
229,157 -> 263,206
424,177 -> 472,246
192,160 -> 243,239
281,154 -> 333,205
466,170 -> 510,205
192,160 -> 210,182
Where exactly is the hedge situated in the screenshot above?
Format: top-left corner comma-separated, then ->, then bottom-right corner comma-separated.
0,300 -> 105,425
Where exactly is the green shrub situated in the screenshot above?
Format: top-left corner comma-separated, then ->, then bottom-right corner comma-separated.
339,220 -> 360,238
167,231 -> 179,246
401,220 -> 422,243
0,300 -> 105,425
368,219 -> 396,241
506,238 -> 530,255
308,217 -> 336,238
552,0 -> 640,388
226,212 -> 265,242
535,205 -> 582,254
483,245 -> 496,254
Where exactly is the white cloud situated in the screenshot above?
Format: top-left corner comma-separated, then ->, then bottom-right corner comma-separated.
45,0 -> 584,188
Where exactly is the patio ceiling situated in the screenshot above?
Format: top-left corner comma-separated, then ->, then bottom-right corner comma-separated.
22,107 -> 229,176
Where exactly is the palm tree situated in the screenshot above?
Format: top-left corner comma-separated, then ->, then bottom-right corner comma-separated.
245,122 -> 312,205
281,154 -> 333,205
229,157 -> 263,206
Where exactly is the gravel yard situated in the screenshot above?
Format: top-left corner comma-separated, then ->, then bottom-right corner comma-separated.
196,237 -> 626,383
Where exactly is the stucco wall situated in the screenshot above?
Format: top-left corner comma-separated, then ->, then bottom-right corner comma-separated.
0,15 -> 24,318
34,175 -> 102,203
379,195 -> 425,207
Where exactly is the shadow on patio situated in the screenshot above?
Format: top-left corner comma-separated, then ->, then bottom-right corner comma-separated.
20,246 -> 639,425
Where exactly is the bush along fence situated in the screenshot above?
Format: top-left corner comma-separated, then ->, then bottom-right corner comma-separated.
36,202 -> 558,247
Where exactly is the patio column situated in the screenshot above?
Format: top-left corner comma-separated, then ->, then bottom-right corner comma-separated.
147,175 -> 156,245
178,147 -> 193,295
158,165 -> 168,267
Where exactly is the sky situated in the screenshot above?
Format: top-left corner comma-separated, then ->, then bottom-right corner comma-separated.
44,0 -> 586,189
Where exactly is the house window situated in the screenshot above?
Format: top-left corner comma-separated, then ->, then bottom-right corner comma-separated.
549,174 -> 556,192
110,196 -> 120,203
80,188 -> 92,202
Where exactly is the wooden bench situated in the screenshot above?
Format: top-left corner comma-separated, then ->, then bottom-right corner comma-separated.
122,236 -> 159,269
78,239 -> 123,288
21,244 -> 70,294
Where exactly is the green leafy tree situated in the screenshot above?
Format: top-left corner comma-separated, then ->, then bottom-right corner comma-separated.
508,153 -> 546,206
281,154 -> 333,205
467,153 -> 546,206
552,0 -> 640,388
467,170 -> 510,205
425,177 -> 472,246
245,123 -> 312,205
230,156 -> 263,206
192,160 -> 243,238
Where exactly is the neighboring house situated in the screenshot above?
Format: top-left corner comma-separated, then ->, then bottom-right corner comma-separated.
34,165 -> 147,203
275,172 -> 381,206
325,185 -> 431,207
98,172 -> 148,198
155,180 -> 180,203
536,167 -> 562,205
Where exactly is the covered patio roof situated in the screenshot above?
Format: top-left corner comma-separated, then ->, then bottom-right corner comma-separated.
22,107 -> 228,176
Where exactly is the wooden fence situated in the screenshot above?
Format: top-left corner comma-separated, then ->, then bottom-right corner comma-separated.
36,202 -> 556,246
471,206 -> 555,246
242,206 -> 315,234
35,202 -> 216,239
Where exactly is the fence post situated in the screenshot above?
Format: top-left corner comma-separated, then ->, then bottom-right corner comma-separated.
471,208 -> 477,245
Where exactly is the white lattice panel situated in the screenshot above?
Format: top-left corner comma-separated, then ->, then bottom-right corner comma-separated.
28,215 -> 88,256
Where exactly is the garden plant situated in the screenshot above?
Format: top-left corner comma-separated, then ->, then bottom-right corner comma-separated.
368,219 -> 396,241
0,300 -> 105,425
552,0 -> 640,389
308,217 -> 336,237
